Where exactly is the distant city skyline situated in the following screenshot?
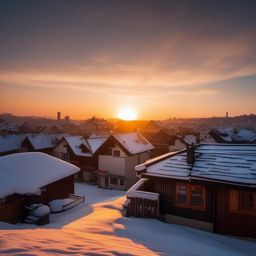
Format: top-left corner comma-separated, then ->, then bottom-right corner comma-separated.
1,1 -> 256,119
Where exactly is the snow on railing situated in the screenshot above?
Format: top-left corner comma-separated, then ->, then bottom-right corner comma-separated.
126,178 -> 159,201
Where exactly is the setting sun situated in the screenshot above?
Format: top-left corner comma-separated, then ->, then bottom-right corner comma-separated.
117,107 -> 138,121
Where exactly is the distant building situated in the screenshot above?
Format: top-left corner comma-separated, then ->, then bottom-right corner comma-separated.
21,134 -> 64,154
57,112 -> 61,121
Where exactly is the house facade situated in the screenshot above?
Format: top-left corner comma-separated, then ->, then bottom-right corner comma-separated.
126,144 -> 256,238
53,135 -> 108,182
97,132 -> 154,190
0,152 -> 79,224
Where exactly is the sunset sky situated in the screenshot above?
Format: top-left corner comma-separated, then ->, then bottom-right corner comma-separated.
0,0 -> 256,120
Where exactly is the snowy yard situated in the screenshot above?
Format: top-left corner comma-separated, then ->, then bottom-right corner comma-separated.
0,183 -> 255,256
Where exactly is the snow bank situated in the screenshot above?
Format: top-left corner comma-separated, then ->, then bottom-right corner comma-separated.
49,198 -> 74,212
0,183 -> 255,255
33,205 -> 50,217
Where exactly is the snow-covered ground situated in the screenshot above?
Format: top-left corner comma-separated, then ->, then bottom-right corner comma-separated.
0,183 -> 255,255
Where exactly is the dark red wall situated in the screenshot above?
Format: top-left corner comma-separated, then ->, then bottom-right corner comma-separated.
216,189 -> 256,238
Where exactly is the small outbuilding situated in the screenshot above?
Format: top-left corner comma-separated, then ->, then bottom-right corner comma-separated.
0,152 -> 80,224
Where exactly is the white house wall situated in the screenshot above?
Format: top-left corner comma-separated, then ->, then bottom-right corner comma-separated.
125,152 -> 150,189
53,140 -> 68,159
98,145 -> 126,176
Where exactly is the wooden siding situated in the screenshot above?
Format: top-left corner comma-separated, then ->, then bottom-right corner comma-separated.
0,175 -> 75,224
216,189 -> 256,238
44,175 -> 75,203
149,177 -> 215,223
126,198 -> 159,218
0,195 -> 23,224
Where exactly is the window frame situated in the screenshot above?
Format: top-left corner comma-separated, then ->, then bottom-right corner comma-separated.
113,150 -> 121,157
175,183 -> 206,211
230,190 -> 256,215
110,177 -> 118,185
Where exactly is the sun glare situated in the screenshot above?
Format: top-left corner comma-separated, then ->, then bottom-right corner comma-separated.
117,107 -> 138,121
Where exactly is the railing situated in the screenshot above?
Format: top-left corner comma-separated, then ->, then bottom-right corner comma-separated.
50,194 -> 85,213
125,178 -> 159,218
62,194 -> 84,211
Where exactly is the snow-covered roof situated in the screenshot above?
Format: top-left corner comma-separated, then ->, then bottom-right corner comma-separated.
0,134 -> 26,153
143,144 -> 256,187
212,128 -> 256,143
26,134 -> 64,150
0,152 -> 80,198
113,132 -> 154,155
233,129 -> 256,142
87,135 -> 109,154
183,135 -> 197,145
64,136 -> 92,157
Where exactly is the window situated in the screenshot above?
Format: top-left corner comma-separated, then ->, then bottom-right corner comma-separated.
240,192 -> 254,210
120,179 -> 124,186
104,149 -> 112,155
175,183 -> 205,210
113,150 -> 120,157
230,190 -> 256,214
61,152 -> 68,160
176,184 -> 188,205
110,177 -> 118,185
190,186 -> 205,208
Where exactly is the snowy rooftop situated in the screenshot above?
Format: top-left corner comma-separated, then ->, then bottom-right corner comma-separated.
87,135 -> 109,154
0,134 -> 26,153
64,136 -> 92,157
214,128 -> 256,143
26,134 -> 64,150
0,152 -> 80,198
183,135 -> 197,145
113,132 -> 154,155
145,144 -> 256,187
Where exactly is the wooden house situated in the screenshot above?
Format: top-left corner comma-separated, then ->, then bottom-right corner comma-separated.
0,152 -> 80,224
53,135 -> 108,182
21,134 -> 63,154
97,132 -> 154,190
126,144 -> 256,238
0,134 -> 26,156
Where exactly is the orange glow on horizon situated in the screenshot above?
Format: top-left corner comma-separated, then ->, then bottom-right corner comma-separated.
117,107 -> 138,121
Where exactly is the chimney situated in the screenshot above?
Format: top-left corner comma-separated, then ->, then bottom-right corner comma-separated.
186,145 -> 195,165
